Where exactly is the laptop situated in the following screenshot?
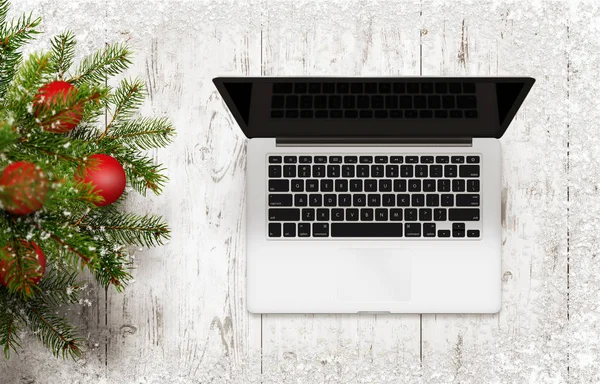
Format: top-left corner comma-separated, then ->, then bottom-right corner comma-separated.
213,77 -> 534,314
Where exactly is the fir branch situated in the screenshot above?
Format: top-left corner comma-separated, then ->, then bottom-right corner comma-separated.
23,303 -> 82,359
49,31 -> 75,80
81,212 -> 170,248
0,0 -> 9,26
0,294 -> 22,359
0,119 -> 18,151
36,268 -> 80,307
103,116 -> 175,150
115,152 -> 168,196
70,43 -> 131,85
97,78 -> 145,141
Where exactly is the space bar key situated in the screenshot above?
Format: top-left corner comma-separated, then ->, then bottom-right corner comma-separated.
331,223 -> 403,237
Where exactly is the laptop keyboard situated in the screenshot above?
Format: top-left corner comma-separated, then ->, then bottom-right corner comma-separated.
270,81 -> 478,119
267,154 -> 481,239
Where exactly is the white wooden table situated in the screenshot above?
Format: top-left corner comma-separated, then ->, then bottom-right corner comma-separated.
2,0 -> 599,382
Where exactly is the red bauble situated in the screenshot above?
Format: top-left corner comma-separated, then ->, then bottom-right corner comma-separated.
0,241 -> 46,288
0,161 -> 49,215
77,154 -> 126,206
33,80 -> 84,133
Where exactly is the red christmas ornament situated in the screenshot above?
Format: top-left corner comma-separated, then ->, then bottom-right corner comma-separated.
33,80 -> 84,133
0,240 -> 46,289
76,154 -> 126,206
0,161 -> 49,215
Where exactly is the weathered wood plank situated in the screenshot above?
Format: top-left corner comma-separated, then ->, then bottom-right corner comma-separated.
420,2 -> 569,382
260,3 -> 423,382
101,2 -> 263,382
567,3 -> 600,382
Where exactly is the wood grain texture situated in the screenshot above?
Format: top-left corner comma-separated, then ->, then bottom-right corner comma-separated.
0,0 -> 595,383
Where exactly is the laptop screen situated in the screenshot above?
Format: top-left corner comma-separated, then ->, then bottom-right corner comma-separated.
213,77 -> 534,139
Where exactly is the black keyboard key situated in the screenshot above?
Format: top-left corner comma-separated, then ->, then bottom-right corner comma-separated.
434,208 -> 447,221
353,194 -> 367,207
405,223 -> 421,237
467,179 -> 480,192
343,95 -> 355,108
428,95 -> 441,109
324,194 -> 337,206
435,83 -> 448,93
315,110 -> 328,118
331,223 -> 402,237
322,83 -> 335,93
430,165 -> 443,178
463,82 -> 476,93
306,180 -> 318,192
300,110 -> 313,118
397,194 -> 410,206
332,208 -> 344,221
405,110 -> 418,118
438,179 -> 451,192
456,194 -> 480,206
357,95 -> 370,108
335,179 -> 348,192
450,110 -> 463,118
269,194 -> 292,206
390,209 -> 403,221
393,82 -> 406,93
386,165 -> 399,178
449,83 -> 461,93
365,179 -> 377,191
465,110 -> 478,119
415,165 -> 428,178
308,83 -> 321,93
286,95 -> 299,108
298,223 -> 311,237
294,194 -> 308,206
313,223 -> 329,237
408,179 -> 421,192
390,156 -> 403,163
350,179 -> 363,192
302,208 -> 315,221
283,223 -> 296,237
317,209 -> 329,221
406,156 -> 419,163
421,83 -> 434,93
273,83 -> 293,93
386,95 -> 398,109
457,95 -> 477,109
360,156 -> 373,164
423,179 -> 436,192
368,194 -> 381,207
350,83 -> 363,93
329,95 -> 341,108
379,83 -> 391,93
269,156 -> 282,163
365,82 -> 378,93
345,110 -> 358,118
314,156 -> 327,163
309,194 -> 323,207
451,156 -> 464,163
400,165 -> 414,178
394,179 -> 407,192
374,110 -> 388,118
299,156 -> 312,163
426,194 -> 440,207
467,229 -> 480,238
269,208 -> 300,221
423,223 -> 436,237
327,165 -> 340,177
399,96 -> 412,108
360,208 -> 374,221
453,230 -> 465,238
407,83 -> 419,94
372,96 -> 384,108
382,194 -> 395,207
269,223 -> 281,237
414,96 -> 426,109
375,209 -> 388,221
453,223 -> 465,230
329,156 -> 342,163
375,156 -> 388,164
270,110 -> 284,118
412,194 -> 425,207
460,165 -> 480,178
330,110 -> 343,118
419,209 -> 432,221
438,229 -> 450,237
421,156 -> 434,164
379,179 -> 392,192
436,156 -> 449,164
313,165 -> 326,178
346,208 -> 359,221
441,194 -> 454,206
452,179 -> 465,192
405,208 -> 417,221
342,165 -> 355,178
269,165 -> 282,178
359,110 -> 373,119
337,82 -> 349,93
444,165 -> 457,178
357,165 -> 370,178
291,179 -> 304,192
320,179 -> 333,192
284,156 -> 297,163
371,165 -> 384,178
339,194 -> 352,207
449,209 -> 480,221
294,83 -> 307,93
344,156 -> 358,164
284,165 -> 296,178
467,156 -> 480,164
434,110 -> 448,118
269,180 -> 289,192
300,96 -> 312,109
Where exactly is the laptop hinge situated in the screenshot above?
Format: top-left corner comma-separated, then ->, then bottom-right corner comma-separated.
276,137 -> 473,147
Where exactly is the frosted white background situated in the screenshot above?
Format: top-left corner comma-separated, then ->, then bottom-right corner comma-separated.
1,0 -> 599,383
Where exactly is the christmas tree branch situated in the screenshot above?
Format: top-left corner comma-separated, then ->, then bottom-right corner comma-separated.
0,295 -> 22,359
81,212 -> 170,248
103,116 -> 175,151
23,303 -> 82,358
97,78 -> 145,141
49,30 -> 75,80
71,43 -> 131,85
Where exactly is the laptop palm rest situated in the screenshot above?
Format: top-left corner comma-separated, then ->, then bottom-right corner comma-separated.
335,248 -> 411,302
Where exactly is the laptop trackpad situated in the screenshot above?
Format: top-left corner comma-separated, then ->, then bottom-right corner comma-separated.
335,248 -> 411,302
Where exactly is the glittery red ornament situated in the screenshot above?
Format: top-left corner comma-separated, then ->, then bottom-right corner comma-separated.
0,240 -> 46,289
33,80 -> 84,133
0,161 -> 49,215
76,154 -> 126,206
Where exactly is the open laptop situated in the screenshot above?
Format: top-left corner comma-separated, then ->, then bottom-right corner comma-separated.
213,77 -> 534,314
